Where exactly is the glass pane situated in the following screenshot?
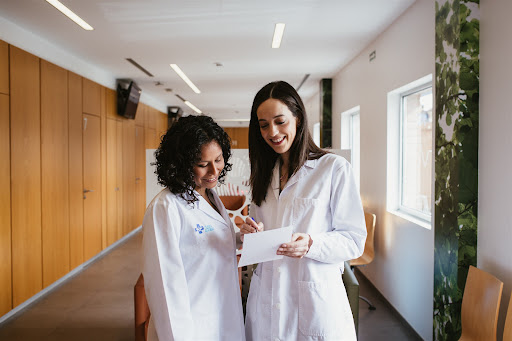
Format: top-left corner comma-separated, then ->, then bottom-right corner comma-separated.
400,87 -> 432,216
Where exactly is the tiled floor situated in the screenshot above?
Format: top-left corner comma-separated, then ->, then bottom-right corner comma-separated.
0,231 -> 422,340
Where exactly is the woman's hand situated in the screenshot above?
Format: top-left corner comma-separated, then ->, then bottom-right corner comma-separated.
240,217 -> 264,242
277,233 -> 313,258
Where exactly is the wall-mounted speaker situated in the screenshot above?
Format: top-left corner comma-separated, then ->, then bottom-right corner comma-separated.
167,106 -> 183,128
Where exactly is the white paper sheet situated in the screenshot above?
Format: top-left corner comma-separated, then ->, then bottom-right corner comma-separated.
238,226 -> 293,267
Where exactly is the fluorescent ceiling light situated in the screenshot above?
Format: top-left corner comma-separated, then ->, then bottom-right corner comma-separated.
170,64 -> 201,94
184,101 -> 202,114
46,0 -> 93,31
272,23 -> 286,48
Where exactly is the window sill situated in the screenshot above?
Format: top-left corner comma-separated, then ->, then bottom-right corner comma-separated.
387,209 -> 432,230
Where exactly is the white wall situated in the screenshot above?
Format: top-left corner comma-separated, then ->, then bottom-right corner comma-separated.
331,0 -> 434,339
304,91 -> 320,136
479,0 -> 512,339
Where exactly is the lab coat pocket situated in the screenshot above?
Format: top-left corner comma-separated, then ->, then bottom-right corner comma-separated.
298,280 -> 345,337
246,270 -> 261,322
292,198 -> 329,233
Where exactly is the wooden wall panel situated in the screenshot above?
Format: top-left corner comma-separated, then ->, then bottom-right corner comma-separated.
116,120 -> 123,240
83,114 -> 102,260
156,111 -> 168,142
41,60 -> 70,287
145,127 -> 157,150
106,118 -> 118,246
135,102 -> 145,127
145,106 -> 157,129
9,46 -> 42,307
225,127 -> 249,149
123,120 -> 136,235
106,88 -> 117,119
100,88 -> 107,250
135,126 -> 146,227
68,72 -> 83,269
82,78 -> 101,117
0,40 -> 8,95
0,94 -> 11,315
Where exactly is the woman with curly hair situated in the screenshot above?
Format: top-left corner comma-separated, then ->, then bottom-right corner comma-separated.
142,115 -> 245,341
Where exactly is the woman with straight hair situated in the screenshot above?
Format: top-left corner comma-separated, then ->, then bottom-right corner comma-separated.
142,115 -> 245,341
240,81 -> 367,341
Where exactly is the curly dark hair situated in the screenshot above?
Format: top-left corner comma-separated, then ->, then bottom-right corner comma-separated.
154,115 -> 232,204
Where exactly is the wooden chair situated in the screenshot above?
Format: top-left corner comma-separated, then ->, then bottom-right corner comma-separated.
459,265 -> 503,341
503,294 -> 512,341
350,212 -> 376,310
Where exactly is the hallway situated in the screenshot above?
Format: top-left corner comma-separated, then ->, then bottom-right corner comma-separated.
0,231 -> 421,340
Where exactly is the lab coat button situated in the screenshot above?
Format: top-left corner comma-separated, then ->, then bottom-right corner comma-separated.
275,303 -> 281,310
276,266 -> 282,273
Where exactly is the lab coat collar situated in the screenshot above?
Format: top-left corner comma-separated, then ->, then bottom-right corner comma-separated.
193,189 -> 231,227
271,158 -> 318,199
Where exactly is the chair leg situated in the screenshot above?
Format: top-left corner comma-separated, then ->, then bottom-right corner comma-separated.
359,295 -> 376,310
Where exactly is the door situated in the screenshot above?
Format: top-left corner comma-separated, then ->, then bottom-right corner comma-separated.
83,114 -> 102,260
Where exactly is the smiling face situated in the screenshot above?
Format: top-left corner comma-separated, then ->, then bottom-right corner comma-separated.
192,141 -> 225,196
256,98 -> 298,159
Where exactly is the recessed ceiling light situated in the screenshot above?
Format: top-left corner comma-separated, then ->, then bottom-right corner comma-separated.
272,23 -> 286,48
184,101 -> 202,114
170,64 -> 201,94
45,0 -> 93,31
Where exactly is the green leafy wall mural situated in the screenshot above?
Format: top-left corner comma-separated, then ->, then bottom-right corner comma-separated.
434,0 -> 479,339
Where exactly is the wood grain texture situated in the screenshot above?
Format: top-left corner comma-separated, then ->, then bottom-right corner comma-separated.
82,78 -> 101,117
100,88 -> 107,250
41,60 -> 70,288
145,127 -> 157,149
116,120 -> 123,240
135,126 -> 146,228
68,71 -> 84,269
145,106 -> 157,129
106,118 -> 118,246
0,94 -> 12,315
9,46 -> 42,307
82,114 -> 102,260
156,110 -> 168,143
135,102 -> 145,127
122,120 -> 136,235
0,40 -> 8,95
106,88 -> 117,119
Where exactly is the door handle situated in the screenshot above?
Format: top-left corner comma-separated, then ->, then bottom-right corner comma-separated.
83,189 -> 94,199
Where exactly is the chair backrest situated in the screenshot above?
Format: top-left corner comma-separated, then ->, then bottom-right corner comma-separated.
460,265 -> 503,341
504,294 -> 512,341
350,212 -> 376,267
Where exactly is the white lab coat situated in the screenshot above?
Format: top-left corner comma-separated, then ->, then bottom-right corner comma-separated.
142,188 -> 245,341
245,154 -> 366,341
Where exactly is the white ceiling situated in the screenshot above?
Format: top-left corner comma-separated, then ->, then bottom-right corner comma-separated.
0,0 -> 415,123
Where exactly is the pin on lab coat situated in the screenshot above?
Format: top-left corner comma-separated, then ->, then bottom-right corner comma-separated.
142,188 -> 245,341
245,154 -> 367,341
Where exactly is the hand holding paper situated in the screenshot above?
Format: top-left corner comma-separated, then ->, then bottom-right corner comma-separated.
238,226 -> 293,267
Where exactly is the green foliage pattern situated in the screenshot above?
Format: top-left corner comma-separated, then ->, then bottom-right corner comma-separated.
434,0 -> 479,340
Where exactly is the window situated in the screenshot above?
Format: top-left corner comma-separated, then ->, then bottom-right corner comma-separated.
400,86 -> 432,219
387,75 -> 433,228
341,106 -> 360,189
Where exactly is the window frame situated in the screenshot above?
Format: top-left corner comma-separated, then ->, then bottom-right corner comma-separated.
397,84 -> 432,222
386,74 -> 433,229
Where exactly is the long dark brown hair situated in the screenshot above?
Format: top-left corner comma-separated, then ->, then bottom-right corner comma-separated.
249,81 -> 327,205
